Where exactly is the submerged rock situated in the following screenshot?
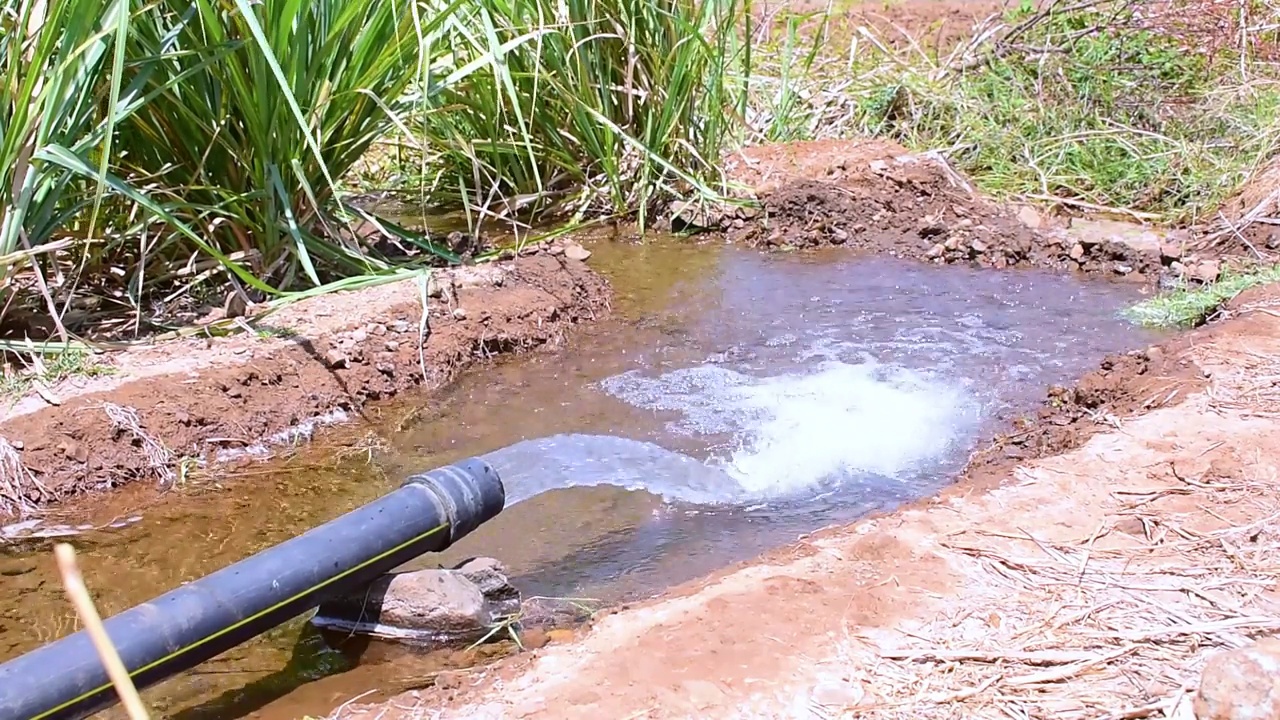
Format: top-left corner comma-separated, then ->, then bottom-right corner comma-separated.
311,557 -> 520,646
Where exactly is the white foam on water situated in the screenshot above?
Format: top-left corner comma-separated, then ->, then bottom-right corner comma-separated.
600,359 -> 979,499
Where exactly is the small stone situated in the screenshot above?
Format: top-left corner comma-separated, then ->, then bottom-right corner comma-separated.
452,307 -> 467,321
1115,264 -> 1134,275
1171,260 -> 1187,277
970,238 -> 989,254
1194,636 -> 1280,720
498,249 -> 516,261
1016,205 -> 1043,229
59,441 -> 88,464
385,341 -> 400,352
9,440 -> 21,450
376,363 -> 395,376
368,323 -> 387,336
1160,241 -> 1183,262
944,236 -> 961,251
830,227 -> 849,244
323,349 -> 349,369
956,218 -> 973,228
547,245 -> 565,256
811,680 -> 866,708
350,328 -> 368,343
390,320 -> 410,333
1069,243 -> 1086,261
1189,260 -> 1221,284
926,243 -> 945,259
1147,346 -> 1164,365
520,628 -> 550,649
563,243 -> 591,261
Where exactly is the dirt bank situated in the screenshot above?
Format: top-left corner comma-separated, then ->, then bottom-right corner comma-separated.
721,139 -> 1187,283
335,281 -> 1280,720
0,251 -> 609,515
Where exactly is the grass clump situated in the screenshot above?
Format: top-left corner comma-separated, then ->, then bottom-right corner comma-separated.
751,0 -> 1280,224
393,0 -> 750,227
1125,265 -> 1280,328
0,347 -> 113,400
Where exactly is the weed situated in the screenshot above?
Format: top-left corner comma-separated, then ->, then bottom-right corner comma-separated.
1125,265 -> 1280,327
748,0 -> 1280,223
0,347 -> 113,400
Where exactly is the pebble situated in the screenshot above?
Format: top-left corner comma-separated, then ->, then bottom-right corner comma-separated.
811,680 -> 866,708
385,341 -> 400,352
368,323 -> 387,336
350,328 -> 368,343
389,320 -> 410,333
1069,243 -> 1086,260
323,349 -> 349,369
452,308 -> 467,320
1194,636 -> 1280,719
1016,205 -> 1043,229
563,243 -> 591,261
547,245 -> 565,256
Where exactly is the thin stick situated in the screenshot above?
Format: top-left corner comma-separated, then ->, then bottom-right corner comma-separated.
54,543 -> 151,720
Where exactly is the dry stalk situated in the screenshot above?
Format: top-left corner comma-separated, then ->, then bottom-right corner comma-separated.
55,543 -> 150,720
102,403 -> 176,486
0,435 -> 52,517
834,464 -> 1280,719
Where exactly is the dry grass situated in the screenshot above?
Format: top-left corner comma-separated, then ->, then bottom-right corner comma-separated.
0,435 -> 52,517
102,402 -> 176,487
823,445 -> 1280,718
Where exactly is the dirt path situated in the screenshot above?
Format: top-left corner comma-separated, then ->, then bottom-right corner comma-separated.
335,284 -> 1280,720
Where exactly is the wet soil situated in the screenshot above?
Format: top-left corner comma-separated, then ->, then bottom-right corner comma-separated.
0,252 -> 608,511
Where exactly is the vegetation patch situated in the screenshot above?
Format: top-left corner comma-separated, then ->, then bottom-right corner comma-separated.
748,0 -> 1280,224
1125,264 -> 1280,328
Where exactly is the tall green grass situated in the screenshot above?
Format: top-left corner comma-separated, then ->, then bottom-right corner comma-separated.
0,0 -> 754,340
404,0 -> 751,227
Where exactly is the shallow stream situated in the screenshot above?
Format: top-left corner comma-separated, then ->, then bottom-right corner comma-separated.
0,239 -> 1165,718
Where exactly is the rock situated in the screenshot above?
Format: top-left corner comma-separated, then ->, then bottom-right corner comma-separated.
312,558 -> 521,647
926,243 -> 945,259
1194,636 -> 1280,720
385,340 -> 400,352
1189,260 -> 1222,284
563,242 -> 591,261
1069,243 -> 1086,261
323,349 -> 349,369
669,200 -> 723,232
811,680 -> 866,707
830,227 -> 848,244
389,320 -> 410,333
1016,205 -> 1043,229
368,323 -> 387,336
350,328 -> 368,343
452,307 -> 467,321
547,244 -> 565,256
970,238 -> 989,254
1171,260 -> 1187,277
1160,240 -> 1184,262
1115,264 -> 1134,275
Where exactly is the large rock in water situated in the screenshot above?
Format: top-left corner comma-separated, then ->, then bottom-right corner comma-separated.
1194,636 -> 1280,720
311,557 -> 520,646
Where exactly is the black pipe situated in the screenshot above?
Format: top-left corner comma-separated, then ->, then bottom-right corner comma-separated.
0,458 -> 504,720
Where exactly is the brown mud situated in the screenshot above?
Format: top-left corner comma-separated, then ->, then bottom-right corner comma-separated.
0,252 -> 608,511
723,139 -> 1173,281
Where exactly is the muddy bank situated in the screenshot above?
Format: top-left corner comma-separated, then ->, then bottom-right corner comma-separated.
335,273 -> 1280,720
719,139 -> 1192,282
0,252 -> 609,512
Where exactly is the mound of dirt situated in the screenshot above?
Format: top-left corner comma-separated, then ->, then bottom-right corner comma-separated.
0,252 -> 609,513
722,140 -> 1166,281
